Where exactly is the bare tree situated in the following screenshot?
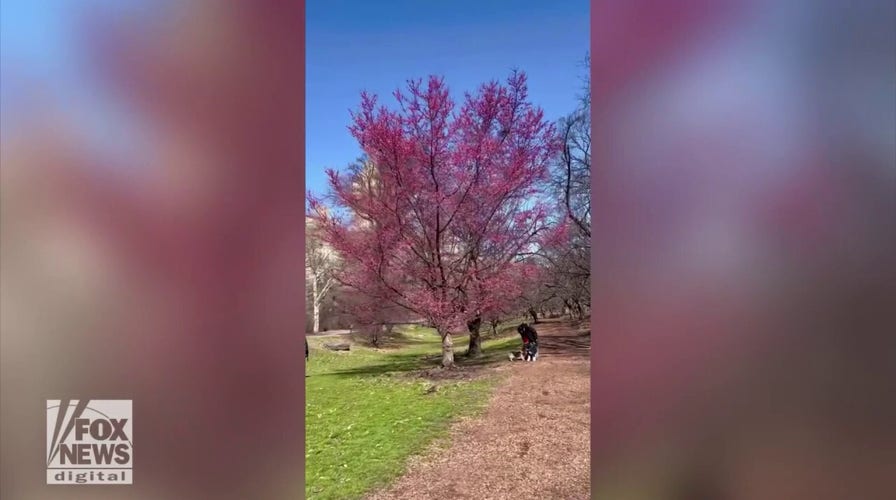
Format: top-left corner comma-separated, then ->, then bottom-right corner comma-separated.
555,52 -> 591,243
306,219 -> 338,333
538,53 -> 592,317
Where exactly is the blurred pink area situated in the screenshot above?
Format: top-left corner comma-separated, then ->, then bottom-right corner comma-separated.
591,0 -> 895,498
2,2 -> 305,499
2,1 -> 893,498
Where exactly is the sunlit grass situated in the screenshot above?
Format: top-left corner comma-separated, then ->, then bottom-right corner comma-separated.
305,324 -> 520,500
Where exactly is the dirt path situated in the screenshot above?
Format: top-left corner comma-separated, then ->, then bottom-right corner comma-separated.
367,319 -> 591,500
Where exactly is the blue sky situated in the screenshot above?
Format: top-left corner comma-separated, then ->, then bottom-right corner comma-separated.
0,0 -> 155,160
306,0 -> 590,197
2,1 -> 589,182
1,1 -> 79,133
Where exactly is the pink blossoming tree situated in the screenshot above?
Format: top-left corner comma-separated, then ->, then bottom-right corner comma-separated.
309,71 -> 560,367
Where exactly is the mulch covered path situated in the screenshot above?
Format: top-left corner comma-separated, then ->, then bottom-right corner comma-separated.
366,319 -> 591,500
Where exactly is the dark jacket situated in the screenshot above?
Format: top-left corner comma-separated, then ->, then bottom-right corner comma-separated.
517,324 -> 538,344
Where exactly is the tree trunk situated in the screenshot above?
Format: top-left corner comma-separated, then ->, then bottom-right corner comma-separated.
466,317 -> 483,357
528,307 -> 538,324
441,331 -> 455,368
575,300 -> 584,320
311,277 -> 321,333
370,325 -> 379,347
490,319 -> 499,336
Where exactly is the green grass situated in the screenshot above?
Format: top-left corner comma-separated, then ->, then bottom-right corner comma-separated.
305,324 -> 521,500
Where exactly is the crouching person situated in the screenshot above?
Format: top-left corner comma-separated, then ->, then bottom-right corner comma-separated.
516,323 -> 539,361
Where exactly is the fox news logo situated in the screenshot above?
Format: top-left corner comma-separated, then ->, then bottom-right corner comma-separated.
46,399 -> 132,485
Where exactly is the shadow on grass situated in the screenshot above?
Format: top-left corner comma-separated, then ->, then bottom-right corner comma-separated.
350,320 -> 525,350
350,332 -> 439,349
314,337 -> 520,379
314,351 -> 433,378
309,318 -> 590,380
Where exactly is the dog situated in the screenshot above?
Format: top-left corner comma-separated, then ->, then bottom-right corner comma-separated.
507,345 -> 538,362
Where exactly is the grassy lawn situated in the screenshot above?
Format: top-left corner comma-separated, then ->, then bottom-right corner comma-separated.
305,324 -> 520,500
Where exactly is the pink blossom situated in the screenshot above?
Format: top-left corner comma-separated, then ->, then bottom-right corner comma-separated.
309,72 -> 560,352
